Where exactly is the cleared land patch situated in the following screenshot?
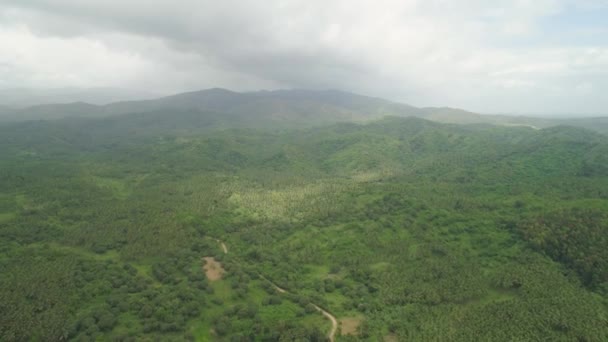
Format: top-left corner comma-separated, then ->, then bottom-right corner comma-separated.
202,257 -> 225,281
339,317 -> 362,336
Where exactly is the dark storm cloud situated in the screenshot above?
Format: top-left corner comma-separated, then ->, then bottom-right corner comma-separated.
0,1 -> 375,89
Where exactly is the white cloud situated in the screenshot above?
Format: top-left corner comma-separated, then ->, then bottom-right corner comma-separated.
0,26 -> 152,88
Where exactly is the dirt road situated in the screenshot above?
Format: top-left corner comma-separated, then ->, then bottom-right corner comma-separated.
313,304 -> 338,342
213,238 -> 338,342
213,238 -> 228,254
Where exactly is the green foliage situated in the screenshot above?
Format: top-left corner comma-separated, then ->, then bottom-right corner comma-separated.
518,208 -> 608,289
1,114 -> 608,341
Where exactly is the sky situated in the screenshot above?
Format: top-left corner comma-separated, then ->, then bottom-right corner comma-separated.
0,0 -> 607,115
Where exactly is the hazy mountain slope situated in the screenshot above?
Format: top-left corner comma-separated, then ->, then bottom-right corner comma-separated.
421,107 -> 488,124
103,88 -> 425,122
1,88 -> 606,135
0,88 -> 428,124
100,88 -> 247,116
421,107 -> 554,128
417,106 -> 608,134
4,102 -> 101,121
0,87 -> 159,108
559,117 -> 608,135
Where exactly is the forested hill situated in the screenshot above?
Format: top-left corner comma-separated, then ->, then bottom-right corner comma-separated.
2,113 -> 607,180
0,89 -> 421,124
1,88 -> 607,135
1,112 -> 608,341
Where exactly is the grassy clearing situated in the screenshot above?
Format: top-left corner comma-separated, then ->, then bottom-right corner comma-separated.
225,180 -> 350,221
90,176 -> 130,199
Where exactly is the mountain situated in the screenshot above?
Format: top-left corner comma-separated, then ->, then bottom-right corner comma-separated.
1,88 -> 607,135
559,116 -> 608,135
4,102 -> 101,122
0,88 -> 424,124
0,87 -> 159,108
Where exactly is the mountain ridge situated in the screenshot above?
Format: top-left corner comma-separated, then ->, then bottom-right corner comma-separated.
0,88 -> 606,134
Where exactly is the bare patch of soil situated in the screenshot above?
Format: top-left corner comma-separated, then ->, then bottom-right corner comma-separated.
340,317 -> 362,336
203,257 -> 225,281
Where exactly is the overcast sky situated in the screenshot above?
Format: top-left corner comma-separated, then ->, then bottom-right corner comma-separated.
1,0 -> 607,114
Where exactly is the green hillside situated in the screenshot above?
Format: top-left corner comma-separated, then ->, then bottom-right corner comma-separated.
1,112 -> 608,341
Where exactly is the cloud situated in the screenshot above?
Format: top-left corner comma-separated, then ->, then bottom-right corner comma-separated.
0,0 -> 607,114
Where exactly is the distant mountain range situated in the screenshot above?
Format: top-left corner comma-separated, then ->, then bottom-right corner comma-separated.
0,88 -> 606,134
0,87 -> 159,108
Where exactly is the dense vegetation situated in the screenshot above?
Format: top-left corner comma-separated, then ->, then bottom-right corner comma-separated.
1,110 -> 607,341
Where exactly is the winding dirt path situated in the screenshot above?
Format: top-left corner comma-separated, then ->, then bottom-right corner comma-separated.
213,238 -> 338,342
313,304 -> 338,342
211,238 -> 228,254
